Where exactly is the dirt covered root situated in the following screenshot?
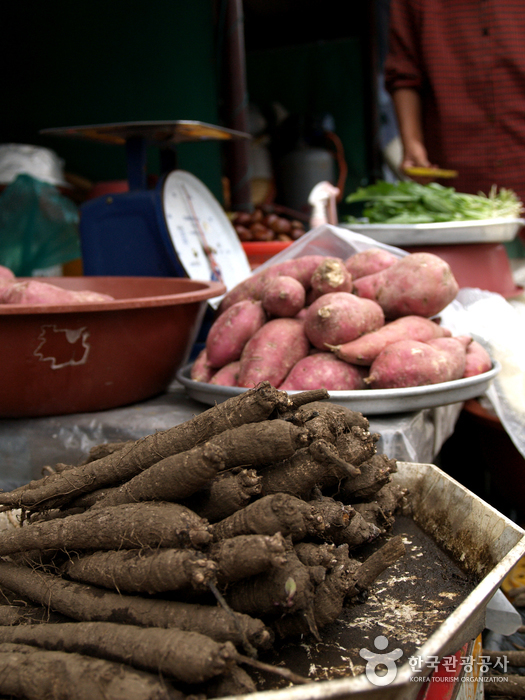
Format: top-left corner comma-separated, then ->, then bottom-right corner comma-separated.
0,557 -> 273,651
0,382 -> 300,512
0,642 -> 183,700
0,502 -> 212,557
0,623 -> 238,684
0,388 -> 407,696
60,548 -> 218,594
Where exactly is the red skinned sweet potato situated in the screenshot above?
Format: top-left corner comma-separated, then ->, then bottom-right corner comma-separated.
279,352 -> 367,391
344,248 -> 399,279
191,348 -> 216,383
328,315 -> 452,366
261,276 -> 306,318
0,280 -> 114,305
366,337 -> 466,389
307,257 -> 353,302
237,318 -> 310,388
218,255 -> 326,313
210,361 -> 241,387
462,338 -> 493,377
69,290 -> 114,302
206,300 -> 266,368
0,265 -> 15,281
295,306 -> 309,321
425,336 -> 469,379
353,252 -> 459,319
304,292 -> 385,350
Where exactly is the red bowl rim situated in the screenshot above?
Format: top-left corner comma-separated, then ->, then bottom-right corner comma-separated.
0,277 -> 226,315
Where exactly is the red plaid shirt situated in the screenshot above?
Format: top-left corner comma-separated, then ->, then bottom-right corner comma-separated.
384,0 -> 525,204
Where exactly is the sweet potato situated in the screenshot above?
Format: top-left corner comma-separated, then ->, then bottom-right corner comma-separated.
462,338 -> 493,377
237,317 -> 310,388
218,255 -> 326,313
279,352 -> 367,391
303,292 -> 385,350
295,306 -> 309,320
0,280 -> 80,305
426,336 -> 469,379
69,290 -> 115,302
365,337 -> 467,389
0,265 -> 15,280
353,252 -> 459,318
206,300 -> 266,368
328,315 -> 452,365
0,280 -> 114,304
190,347 -> 216,383
344,247 -> 399,279
209,361 -> 240,386
261,276 -> 306,317
308,257 -> 353,301
0,266 -> 15,289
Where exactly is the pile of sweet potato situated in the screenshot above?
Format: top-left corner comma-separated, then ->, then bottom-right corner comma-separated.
0,386 -> 406,699
193,249 -> 493,390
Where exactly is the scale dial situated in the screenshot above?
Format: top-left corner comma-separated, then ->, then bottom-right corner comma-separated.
161,170 -> 251,304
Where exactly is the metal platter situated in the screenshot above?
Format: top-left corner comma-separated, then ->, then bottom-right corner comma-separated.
340,218 -> 525,245
176,360 -> 501,415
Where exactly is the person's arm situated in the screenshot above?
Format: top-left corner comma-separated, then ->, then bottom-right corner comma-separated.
391,88 -> 432,170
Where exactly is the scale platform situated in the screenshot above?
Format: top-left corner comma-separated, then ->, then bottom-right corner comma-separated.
42,121 -> 253,299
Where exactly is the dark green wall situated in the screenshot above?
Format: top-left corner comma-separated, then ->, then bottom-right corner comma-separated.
246,38 -> 368,212
1,0 -> 224,198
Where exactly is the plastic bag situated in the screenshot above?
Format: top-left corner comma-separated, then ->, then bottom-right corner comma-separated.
441,287 -> 525,461
0,173 -> 81,276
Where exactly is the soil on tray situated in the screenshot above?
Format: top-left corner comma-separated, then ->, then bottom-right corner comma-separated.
254,514 -> 478,688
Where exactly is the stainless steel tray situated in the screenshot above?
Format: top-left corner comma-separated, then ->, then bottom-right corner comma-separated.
176,361 -> 501,415
218,461 -> 525,700
341,218 -> 525,246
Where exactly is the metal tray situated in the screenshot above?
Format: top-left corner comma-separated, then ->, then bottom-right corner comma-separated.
219,461 -> 525,700
176,361 -> 501,415
340,218 -> 525,246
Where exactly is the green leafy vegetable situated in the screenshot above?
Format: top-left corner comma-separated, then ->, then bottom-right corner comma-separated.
345,181 -> 523,224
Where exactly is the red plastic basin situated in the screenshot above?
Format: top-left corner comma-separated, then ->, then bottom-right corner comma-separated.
0,276 -> 225,417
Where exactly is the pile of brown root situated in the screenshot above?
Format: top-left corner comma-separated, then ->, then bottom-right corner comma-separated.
0,384 -> 407,700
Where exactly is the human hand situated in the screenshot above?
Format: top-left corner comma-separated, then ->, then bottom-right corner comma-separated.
401,142 -> 441,182
402,140 -> 432,169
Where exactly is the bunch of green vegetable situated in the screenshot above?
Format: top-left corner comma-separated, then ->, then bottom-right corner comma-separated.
345,180 -> 523,224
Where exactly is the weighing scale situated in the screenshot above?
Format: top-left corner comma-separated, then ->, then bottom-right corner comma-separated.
41,121 -> 253,302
